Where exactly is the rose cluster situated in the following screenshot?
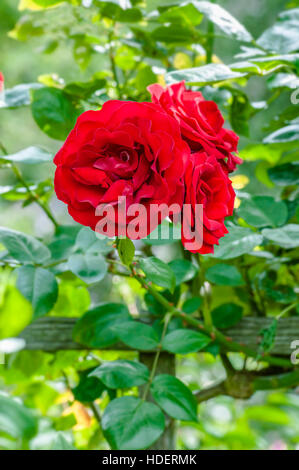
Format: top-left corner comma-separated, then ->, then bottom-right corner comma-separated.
54,81 -> 241,254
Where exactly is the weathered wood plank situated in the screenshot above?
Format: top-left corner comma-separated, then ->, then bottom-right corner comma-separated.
19,316 -> 299,356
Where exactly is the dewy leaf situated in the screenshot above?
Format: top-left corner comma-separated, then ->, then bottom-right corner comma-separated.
0,83 -> 42,108
166,64 -> 246,85
264,124 -> 299,143
238,196 -> 288,228
205,264 -> 244,286
1,146 -> 52,164
162,329 -> 211,354
102,396 -> 165,450
151,374 -> 197,422
90,360 -> 149,389
112,321 -> 159,351
0,227 -> 50,264
68,253 -> 107,284
211,303 -> 243,329
262,224 -> 299,249
72,303 -> 131,348
117,238 -> 135,266
139,257 -> 176,292
168,259 -> 197,285
257,18 -> 299,54
16,266 -> 58,318
31,87 -> 82,140
191,1 -> 253,42
213,225 -> 263,260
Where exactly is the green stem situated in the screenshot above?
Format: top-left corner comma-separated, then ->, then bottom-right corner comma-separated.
10,163 -> 59,229
253,369 -> 299,391
277,302 -> 298,319
141,313 -> 172,401
205,0 -> 215,64
108,29 -> 122,99
130,266 -> 293,369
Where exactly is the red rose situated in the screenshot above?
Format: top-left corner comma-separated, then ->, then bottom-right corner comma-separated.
54,100 -> 190,239
0,72 -> 4,93
182,151 -> 235,254
148,81 -> 241,172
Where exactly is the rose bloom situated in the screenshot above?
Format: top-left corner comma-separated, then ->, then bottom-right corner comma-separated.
182,152 -> 235,254
0,72 -> 4,93
54,100 -> 190,239
148,81 -> 241,173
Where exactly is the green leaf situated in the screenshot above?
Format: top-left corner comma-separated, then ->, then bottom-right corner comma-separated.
16,266 -> 58,318
139,257 -> 176,292
151,25 -> 197,44
0,146 -> 52,164
64,75 -> 106,100
166,63 -> 246,85
192,1 -> 252,42
0,286 -> 33,339
135,65 -> 157,93
229,93 -> 252,136
72,367 -> 106,403
72,303 -> 131,348
158,4 -> 203,27
151,374 -> 197,421
168,259 -> 197,285
211,303 -> 243,329
268,162 -> 299,186
238,196 -> 288,228
51,433 -> 76,450
262,224 -> 299,249
213,225 -> 263,260
264,124 -> 299,143
90,360 -> 149,389
205,264 -> 244,286
257,18 -> 299,54
75,227 -> 111,254
112,321 -> 159,351
0,227 -> 50,264
22,0 -> 65,8
182,296 -> 202,313
162,329 -> 211,354
145,0 -> 182,12
68,253 -> 107,284
117,238 -> 135,266
102,396 -> 165,450
0,395 -> 37,440
31,87 -> 81,140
